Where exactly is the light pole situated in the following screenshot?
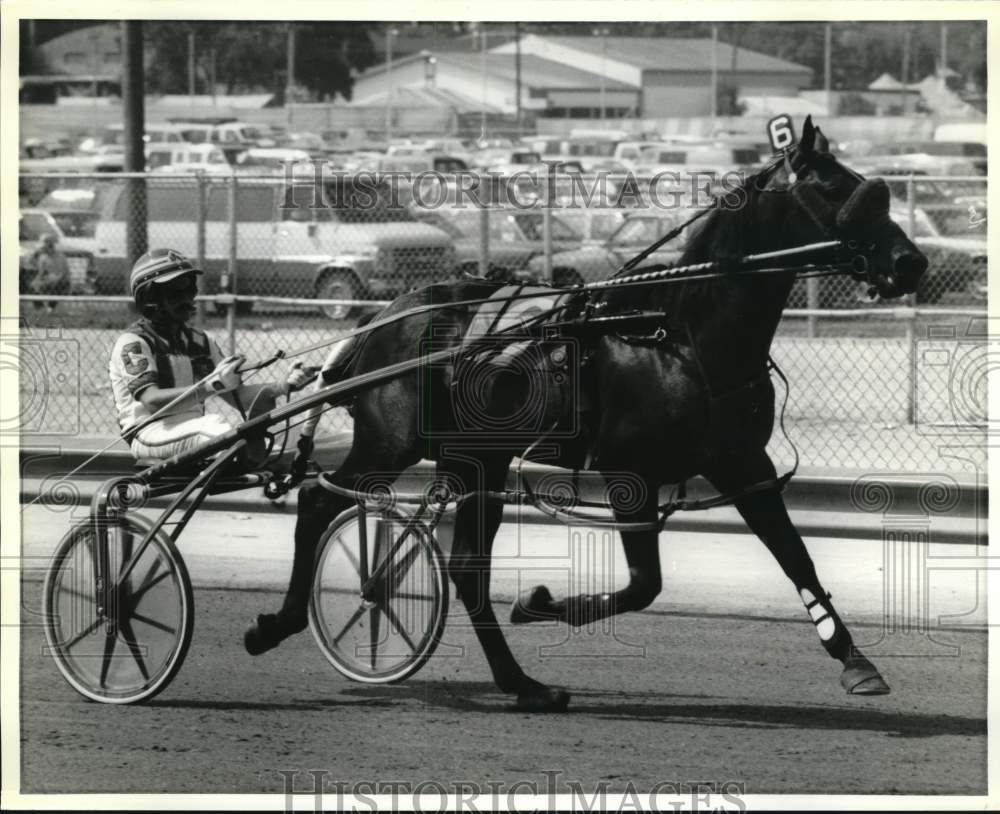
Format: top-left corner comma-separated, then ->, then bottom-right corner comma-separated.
286,23 -> 296,126
385,27 -> 398,143
710,25 -> 718,124
593,27 -> 610,121
824,23 -> 832,114
90,31 -> 100,106
480,23 -> 488,138
940,23 -> 948,88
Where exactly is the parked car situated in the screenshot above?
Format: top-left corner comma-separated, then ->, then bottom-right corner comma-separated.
634,144 -> 760,177
853,153 -> 981,179
412,208 -> 582,278
470,149 -> 545,173
278,132 -> 333,158
869,140 -> 986,175
19,209 -> 97,294
524,211 -> 685,286
550,209 -> 627,244
91,176 -> 456,319
234,148 -> 313,173
35,187 -> 106,238
894,207 -> 987,304
169,120 -> 278,163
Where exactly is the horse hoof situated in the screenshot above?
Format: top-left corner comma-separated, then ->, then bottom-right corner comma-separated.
841,657 -> 891,696
244,613 -> 304,656
512,687 -> 571,713
510,585 -> 558,625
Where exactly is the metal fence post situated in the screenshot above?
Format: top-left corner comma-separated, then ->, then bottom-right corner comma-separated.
478,205 -> 490,278
226,174 -> 238,355
905,173 -> 917,425
542,206 -> 553,284
195,171 -> 207,327
806,278 -> 819,338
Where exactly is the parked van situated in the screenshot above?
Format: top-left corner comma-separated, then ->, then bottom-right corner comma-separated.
634,144 -> 760,176
147,143 -> 232,174
91,176 -> 456,319
78,123 -> 188,153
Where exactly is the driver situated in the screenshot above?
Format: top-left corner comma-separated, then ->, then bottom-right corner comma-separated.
109,248 -> 311,462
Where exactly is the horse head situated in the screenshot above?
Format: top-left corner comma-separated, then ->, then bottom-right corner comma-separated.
765,116 -> 928,300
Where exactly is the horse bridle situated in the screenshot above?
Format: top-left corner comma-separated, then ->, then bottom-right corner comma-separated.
766,148 -> 892,292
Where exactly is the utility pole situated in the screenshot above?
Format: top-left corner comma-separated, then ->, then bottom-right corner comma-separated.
210,47 -> 217,107
824,24 -> 832,114
188,29 -> 196,101
480,24 -> 488,138
940,23 -> 948,84
901,24 -> 911,112
594,27 -> 610,122
514,22 -> 522,133
122,21 -> 147,270
710,25 -> 718,124
286,23 -> 296,126
385,27 -> 396,143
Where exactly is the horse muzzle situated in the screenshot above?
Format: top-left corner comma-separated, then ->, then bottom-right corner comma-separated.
866,242 -> 928,300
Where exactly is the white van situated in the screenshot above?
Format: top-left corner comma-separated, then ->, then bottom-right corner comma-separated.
91,176 -> 456,318
147,143 -> 232,174
634,144 -> 760,176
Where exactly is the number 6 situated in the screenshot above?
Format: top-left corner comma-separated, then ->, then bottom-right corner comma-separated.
767,115 -> 795,152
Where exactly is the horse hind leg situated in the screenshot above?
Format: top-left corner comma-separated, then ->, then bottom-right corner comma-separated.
244,442 -> 416,656
707,456 -> 889,696
511,483 -> 662,628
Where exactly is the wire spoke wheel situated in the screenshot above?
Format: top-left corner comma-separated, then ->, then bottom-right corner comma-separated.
43,514 -> 194,704
309,506 -> 448,684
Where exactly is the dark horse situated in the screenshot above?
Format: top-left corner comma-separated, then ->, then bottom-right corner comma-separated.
246,118 -> 927,711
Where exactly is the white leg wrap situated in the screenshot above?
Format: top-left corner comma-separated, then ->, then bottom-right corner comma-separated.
799,588 -> 836,642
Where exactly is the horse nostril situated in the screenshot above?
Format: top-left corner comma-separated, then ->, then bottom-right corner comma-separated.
892,250 -> 928,281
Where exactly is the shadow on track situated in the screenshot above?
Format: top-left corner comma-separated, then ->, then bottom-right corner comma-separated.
146,698 -> 394,712
340,682 -> 985,737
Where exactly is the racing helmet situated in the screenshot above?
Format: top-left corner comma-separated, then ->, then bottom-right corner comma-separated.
129,248 -> 203,311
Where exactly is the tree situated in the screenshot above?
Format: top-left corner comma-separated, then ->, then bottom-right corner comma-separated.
293,22 -> 377,101
19,21 -> 49,74
836,92 -> 876,115
142,21 -> 376,100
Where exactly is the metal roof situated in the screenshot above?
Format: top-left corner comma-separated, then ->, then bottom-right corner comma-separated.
357,50 -> 636,91
437,52 -> 636,90
349,85 -> 504,113
543,36 -> 813,75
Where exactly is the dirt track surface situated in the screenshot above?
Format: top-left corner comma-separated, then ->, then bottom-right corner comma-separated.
20,577 -> 986,797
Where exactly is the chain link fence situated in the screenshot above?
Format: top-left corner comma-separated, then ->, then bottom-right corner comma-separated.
17,169 -> 987,476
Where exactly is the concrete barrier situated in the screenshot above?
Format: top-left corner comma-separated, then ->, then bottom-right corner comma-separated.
19,435 -> 987,545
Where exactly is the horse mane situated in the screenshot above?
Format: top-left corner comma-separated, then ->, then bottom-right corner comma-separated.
600,171 -> 768,316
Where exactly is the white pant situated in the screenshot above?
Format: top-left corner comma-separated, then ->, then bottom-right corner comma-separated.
130,413 -> 234,461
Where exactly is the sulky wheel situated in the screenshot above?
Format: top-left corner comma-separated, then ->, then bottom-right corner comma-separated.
43,513 -> 194,704
309,505 -> 449,684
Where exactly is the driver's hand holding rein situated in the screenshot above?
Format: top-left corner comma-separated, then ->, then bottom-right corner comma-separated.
108,248 -> 311,464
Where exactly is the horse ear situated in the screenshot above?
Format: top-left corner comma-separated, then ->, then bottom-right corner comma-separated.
814,126 -> 830,154
799,115 -> 816,153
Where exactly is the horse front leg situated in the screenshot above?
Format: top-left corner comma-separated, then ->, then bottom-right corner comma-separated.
244,445 -> 406,656
444,458 -> 570,712
510,483 -> 662,627
707,453 -> 890,696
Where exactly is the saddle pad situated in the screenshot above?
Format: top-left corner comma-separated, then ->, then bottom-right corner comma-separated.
463,285 -> 568,365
